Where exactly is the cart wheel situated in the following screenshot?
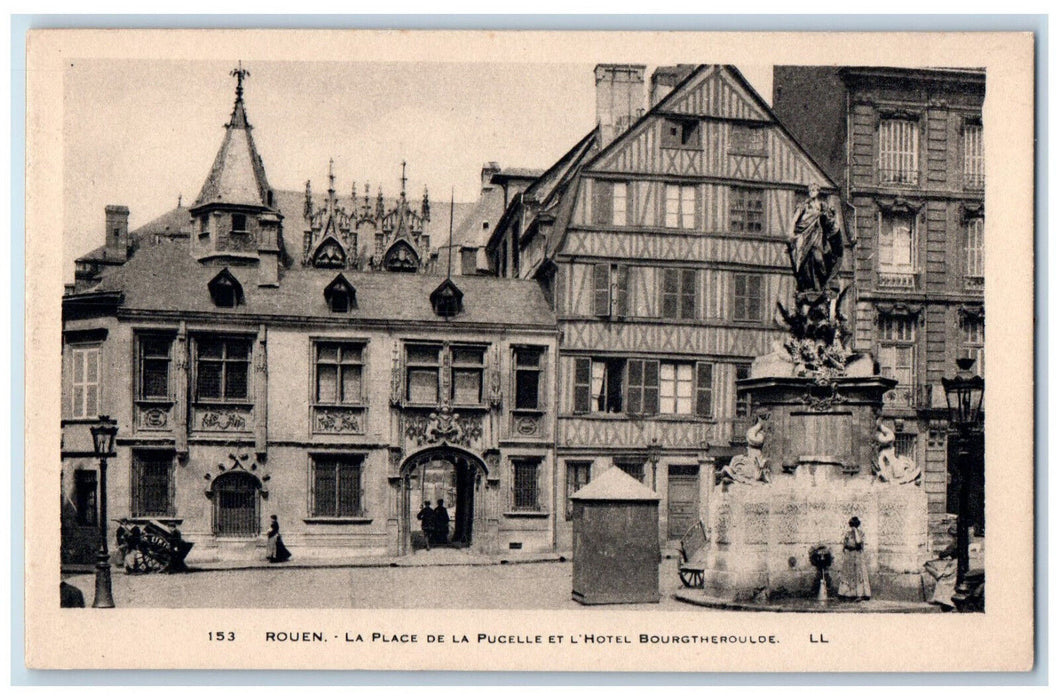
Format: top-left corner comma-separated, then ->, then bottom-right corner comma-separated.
679,569 -> 704,589
139,534 -> 171,572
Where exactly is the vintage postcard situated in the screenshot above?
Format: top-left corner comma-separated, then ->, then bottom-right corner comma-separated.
24,28 -> 1034,672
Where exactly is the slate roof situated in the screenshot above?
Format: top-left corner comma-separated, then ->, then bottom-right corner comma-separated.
570,466 -> 660,502
87,239 -> 556,328
192,95 -> 273,209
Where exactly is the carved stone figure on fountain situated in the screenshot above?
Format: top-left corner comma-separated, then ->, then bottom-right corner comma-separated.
872,417 -> 922,485
787,183 -> 844,295
719,414 -> 771,486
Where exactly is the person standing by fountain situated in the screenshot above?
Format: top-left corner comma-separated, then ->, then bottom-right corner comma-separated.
838,517 -> 871,601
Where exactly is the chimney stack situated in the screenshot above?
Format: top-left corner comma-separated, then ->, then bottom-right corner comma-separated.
104,205 -> 130,262
594,64 -> 646,148
650,64 -> 696,108
460,246 -> 479,276
481,162 -> 501,192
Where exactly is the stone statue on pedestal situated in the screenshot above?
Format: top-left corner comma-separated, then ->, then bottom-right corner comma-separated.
872,418 -> 922,485
719,414 -> 771,486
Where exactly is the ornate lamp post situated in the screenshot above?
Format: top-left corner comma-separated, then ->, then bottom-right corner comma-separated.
941,358 -> 984,597
89,416 -> 118,608
645,437 -> 661,492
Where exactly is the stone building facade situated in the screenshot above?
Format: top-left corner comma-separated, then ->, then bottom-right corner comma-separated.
772,66 -> 986,547
486,64 -> 838,550
61,72 -> 559,565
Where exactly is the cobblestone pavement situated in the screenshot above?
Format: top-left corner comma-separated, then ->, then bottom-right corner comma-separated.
63,558 -> 693,610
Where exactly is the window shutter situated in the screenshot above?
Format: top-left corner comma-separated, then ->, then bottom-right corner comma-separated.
626,359 -> 644,415
732,274 -> 746,321
538,350 -> 548,411
614,265 -> 629,317
593,263 -> 610,316
592,181 -> 613,225
695,362 -> 714,417
573,358 -> 592,414
681,268 -> 697,319
661,268 -> 678,319
643,359 -> 659,416
750,275 -> 763,321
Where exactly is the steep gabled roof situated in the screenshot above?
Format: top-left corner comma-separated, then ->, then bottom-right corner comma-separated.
192,77 -> 274,210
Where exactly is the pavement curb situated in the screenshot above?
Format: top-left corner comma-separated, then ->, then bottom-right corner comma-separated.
672,591 -> 941,613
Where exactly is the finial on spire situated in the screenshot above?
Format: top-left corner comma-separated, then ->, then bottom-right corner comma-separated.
304,179 -> 313,218
328,158 -> 335,192
422,185 -> 431,221
178,193 -> 183,208
230,61 -> 250,101
400,160 -> 408,198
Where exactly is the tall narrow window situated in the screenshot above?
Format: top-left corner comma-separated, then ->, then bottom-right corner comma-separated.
695,362 -> 714,418
612,182 -> 628,226
195,338 -> 250,402
878,316 -> 916,407
231,213 -> 248,234
514,348 -> 543,410
451,346 -> 485,405
315,342 -> 364,404
965,217 -> 984,278
591,180 -> 613,225
878,117 -> 919,185
312,455 -> 363,517
659,362 -> 694,415
961,315 -> 985,377
138,336 -> 172,401
662,268 -> 697,319
664,184 -> 696,230
74,470 -> 98,526
732,273 -> 764,322
565,461 -> 592,520
626,358 -> 659,416
730,186 -> 765,233
71,346 -> 100,418
406,344 -> 441,404
578,358 -> 625,414
963,121 -> 984,189
132,450 -> 174,517
878,210 -> 917,283
592,263 -> 610,316
512,459 -> 540,511
573,357 -> 593,414
734,363 -> 752,419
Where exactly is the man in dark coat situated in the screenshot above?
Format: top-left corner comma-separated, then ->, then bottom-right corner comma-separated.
416,500 -> 435,550
433,499 -> 450,546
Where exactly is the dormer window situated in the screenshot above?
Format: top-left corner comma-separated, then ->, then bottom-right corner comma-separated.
430,278 -> 463,318
208,268 -> 244,308
324,274 -> 357,313
231,213 -> 248,234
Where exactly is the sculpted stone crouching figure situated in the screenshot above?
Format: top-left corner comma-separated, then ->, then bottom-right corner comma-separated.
872,418 -> 922,485
720,415 -> 771,486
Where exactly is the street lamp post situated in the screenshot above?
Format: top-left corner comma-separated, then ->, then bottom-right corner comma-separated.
941,358 -> 984,597
90,416 -> 119,609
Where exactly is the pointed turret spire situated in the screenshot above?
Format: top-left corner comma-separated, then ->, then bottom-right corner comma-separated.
304,180 -> 313,218
327,158 -> 336,201
400,160 -> 408,199
191,63 -> 274,211
422,185 -> 431,221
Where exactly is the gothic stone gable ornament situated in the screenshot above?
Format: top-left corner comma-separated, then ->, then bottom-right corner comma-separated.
405,400 -> 483,448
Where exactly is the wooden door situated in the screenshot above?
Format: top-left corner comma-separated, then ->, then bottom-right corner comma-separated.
667,464 -> 700,539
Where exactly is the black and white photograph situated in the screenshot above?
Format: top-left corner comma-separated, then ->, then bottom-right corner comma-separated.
24,29 -> 1034,673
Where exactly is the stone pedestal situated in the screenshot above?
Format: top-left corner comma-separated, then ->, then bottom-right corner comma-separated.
702,374 -> 930,602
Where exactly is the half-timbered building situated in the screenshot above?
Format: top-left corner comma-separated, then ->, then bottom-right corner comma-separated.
487,64 -> 839,549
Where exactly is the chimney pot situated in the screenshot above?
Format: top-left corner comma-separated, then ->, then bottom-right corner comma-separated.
104,204 -> 130,262
594,64 -> 646,148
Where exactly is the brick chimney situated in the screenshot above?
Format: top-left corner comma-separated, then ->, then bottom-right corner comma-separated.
104,205 -> 130,262
481,162 -> 501,192
650,64 -> 696,107
595,64 -> 646,147
460,246 -> 478,276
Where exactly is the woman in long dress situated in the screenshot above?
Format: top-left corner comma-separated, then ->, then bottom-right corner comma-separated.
838,516 -> 871,600
266,515 -> 292,563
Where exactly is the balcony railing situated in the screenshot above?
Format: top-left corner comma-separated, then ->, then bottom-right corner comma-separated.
877,270 -> 918,290
878,168 -> 920,186
881,384 -> 945,411
964,275 -> 985,291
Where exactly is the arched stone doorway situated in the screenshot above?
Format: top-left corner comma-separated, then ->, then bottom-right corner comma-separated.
398,447 -> 494,554
210,470 -> 262,537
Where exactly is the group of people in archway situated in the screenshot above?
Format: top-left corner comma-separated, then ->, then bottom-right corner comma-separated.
415,500 -> 451,550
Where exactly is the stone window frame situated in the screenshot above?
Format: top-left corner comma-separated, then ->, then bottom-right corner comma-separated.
312,339 -> 367,407
308,452 -> 366,519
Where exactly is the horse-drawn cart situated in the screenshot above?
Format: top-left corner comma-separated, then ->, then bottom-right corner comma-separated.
116,519 -> 193,573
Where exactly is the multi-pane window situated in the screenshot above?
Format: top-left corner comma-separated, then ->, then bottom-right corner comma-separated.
961,316 -> 985,376
878,117 -> 919,185
512,459 -> 540,511
195,338 -> 251,401
592,263 -> 628,317
138,336 -> 172,401
695,362 -> 714,418
965,217 -> 984,278
315,342 -> 363,404
878,316 -> 916,405
70,346 -> 100,418
573,357 -> 625,414
74,470 -> 97,526
963,121 -> 984,189
132,450 -> 174,517
311,455 -> 363,517
565,461 -> 592,520
664,184 -> 696,230
662,118 -> 702,149
592,181 -> 630,226
406,344 -> 442,404
451,346 -> 485,405
514,347 -> 543,410
730,187 -> 765,233
662,268 -> 697,320
626,359 -> 659,416
730,124 -> 767,155
732,273 -> 764,322
879,211 -> 916,272
659,362 -> 694,415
